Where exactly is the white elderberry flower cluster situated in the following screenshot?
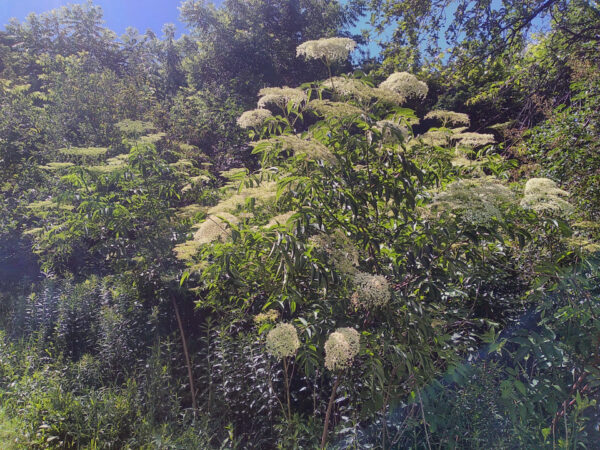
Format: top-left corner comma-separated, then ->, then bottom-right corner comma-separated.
193,213 -> 239,245
325,77 -> 404,106
351,272 -> 391,309
430,178 -> 515,225
208,180 -> 278,215
266,322 -> 300,358
324,327 -> 360,371
253,135 -> 337,165
173,212 -> 240,260
450,155 -> 484,170
237,108 -> 273,129
520,178 -> 572,215
379,72 -> 428,102
307,99 -> 364,120
425,110 -> 470,127
254,309 -> 280,325
257,87 -> 308,110
418,129 -> 454,147
453,132 -> 495,147
564,236 -> 600,254
296,37 -> 356,62
375,120 -> 410,144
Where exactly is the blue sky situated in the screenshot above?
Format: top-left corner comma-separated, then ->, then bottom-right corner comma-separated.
1,0 -> 385,58
0,0 -> 190,37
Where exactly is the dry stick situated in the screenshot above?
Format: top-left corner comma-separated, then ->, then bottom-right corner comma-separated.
321,376 -> 341,449
172,296 -> 198,412
283,357 -> 292,421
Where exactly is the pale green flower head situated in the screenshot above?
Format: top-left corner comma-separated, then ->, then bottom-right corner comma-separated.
325,77 -> 405,106
418,129 -> 454,147
351,272 -> 391,309
192,213 -> 239,245
257,87 -> 307,110
430,178 -> 515,225
254,309 -> 280,325
237,108 -> 272,129
379,72 -> 428,102
59,146 -> 108,157
521,178 -> 572,215
266,323 -> 300,358
425,110 -> 470,127
453,132 -> 495,147
307,99 -> 364,120
324,327 -> 360,371
208,180 -> 278,215
252,135 -> 337,165
296,37 -> 356,62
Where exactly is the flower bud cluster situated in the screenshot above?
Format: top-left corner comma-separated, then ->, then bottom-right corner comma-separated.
425,110 -> 470,127
351,272 -> 391,309
296,37 -> 356,62
324,327 -> 360,371
237,108 -> 272,129
520,178 -> 572,215
266,323 -> 300,358
257,87 -> 308,110
379,72 -> 428,102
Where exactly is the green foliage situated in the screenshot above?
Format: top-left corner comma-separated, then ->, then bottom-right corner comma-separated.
525,62 -> 600,219
1,1 -> 599,447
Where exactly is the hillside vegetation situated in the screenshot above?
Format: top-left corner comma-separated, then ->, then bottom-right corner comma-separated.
0,0 -> 599,448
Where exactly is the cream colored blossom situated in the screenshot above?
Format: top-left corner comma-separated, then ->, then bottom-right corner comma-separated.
192,213 -> 239,245
430,178 -> 515,225
379,72 -> 428,101
266,323 -> 300,358
324,328 -> 360,371
565,236 -> 600,254
296,37 -> 356,62
175,204 -> 204,219
418,129 -> 453,147
325,77 -> 405,106
337,327 -> 360,353
139,133 -> 166,144
208,180 -> 278,215
257,87 -> 307,110
520,178 -> 572,215
450,155 -> 484,170
173,240 -> 202,261
453,132 -> 495,147
39,162 -> 75,170
425,110 -> 470,127
116,119 -> 154,136
307,100 -> 364,120
351,272 -> 391,309
252,135 -> 337,165
59,146 -> 108,157
237,108 -> 272,129
254,309 -> 280,325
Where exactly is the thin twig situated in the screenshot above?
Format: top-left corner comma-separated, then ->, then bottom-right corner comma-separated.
417,387 -> 432,450
321,376 -> 341,449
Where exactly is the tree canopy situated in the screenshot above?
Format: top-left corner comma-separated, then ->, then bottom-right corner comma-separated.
0,0 -> 599,448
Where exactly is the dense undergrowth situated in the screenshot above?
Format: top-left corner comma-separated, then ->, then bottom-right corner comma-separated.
1,0 -> 600,448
